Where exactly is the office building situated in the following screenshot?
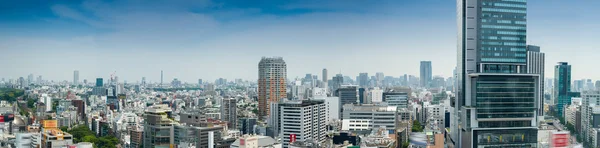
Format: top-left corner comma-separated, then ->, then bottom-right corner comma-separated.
143,104 -> 174,147
198,79 -> 203,85
358,88 -> 367,104
375,72 -> 384,87
231,135 -> 281,148
582,91 -> 600,143
331,74 -> 344,92
383,92 -> 408,109
41,120 -> 74,148
370,87 -> 383,103
96,78 -> 103,87
258,57 -> 287,117
322,68 -> 328,88
420,61 -> 432,88
555,62 -> 572,117
336,85 -> 358,105
341,104 -> 397,131
173,124 -> 229,148
454,0 -> 538,147
358,73 -> 369,88
73,70 -> 79,85
161,70 -> 163,85
314,96 -> 341,122
277,100 -> 326,147
527,45 -> 545,117
238,118 -> 258,135
221,98 -> 237,128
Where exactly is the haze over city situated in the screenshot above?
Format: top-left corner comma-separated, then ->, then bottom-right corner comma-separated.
1,0 -> 599,82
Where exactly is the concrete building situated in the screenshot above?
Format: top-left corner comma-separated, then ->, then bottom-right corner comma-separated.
358,73 -> 369,88
41,120 -> 74,148
314,96 -> 340,123
564,105 -> 578,126
73,70 -> 79,85
173,124 -> 229,148
370,87 -> 383,103
221,98 -> 237,128
341,104 -> 397,131
426,104 -> 445,131
143,104 -> 174,148
331,74 -> 344,92
258,57 -> 287,118
453,0 -> 538,147
277,100 -> 326,147
322,69 -> 328,89
526,46 -> 543,118
231,135 -> 281,148
420,61 -> 432,88
582,91 -> 600,144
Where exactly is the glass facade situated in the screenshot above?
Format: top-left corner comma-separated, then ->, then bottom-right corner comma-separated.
474,75 -> 536,119
554,62 -> 572,117
474,129 -> 538,148
478,0 -> 527,73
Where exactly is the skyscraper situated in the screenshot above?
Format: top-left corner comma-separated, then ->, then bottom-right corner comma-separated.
358,73 -> 369,88
375,72 -> 384,87
258,57 -> 287,118
331,74 -> 344,92
73,70 -> 79,85
336,85 -> 358,105
27,74 -> 34,85
221,98 -> 237,128
277,100 -> 326,147
527,45 -> 544,117
554,62 -> 571,117
141,77 -> 146,86
322,68 -> 328,88
96,78 -> 103,87
454,0 -> 537,147
420,61 -> 432,88
160,70 -> 163,85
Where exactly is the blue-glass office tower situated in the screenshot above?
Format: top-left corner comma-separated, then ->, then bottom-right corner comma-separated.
96,78 -> 103,87
554,62 -> 571,117
453,0 -> 539,147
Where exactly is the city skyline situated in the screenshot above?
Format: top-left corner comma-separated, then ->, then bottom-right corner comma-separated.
1,0 -> 600,82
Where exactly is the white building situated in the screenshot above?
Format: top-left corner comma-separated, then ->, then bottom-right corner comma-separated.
16,133 -> 34,148
370,88 -> 383,103
278,100 -> 326,147
564,105 -> 578,126
426,104 -> 445,131
342,104 -> 397,131
314,96 -> 340,123
582,91 -> 600,141
231,135 -> 282,148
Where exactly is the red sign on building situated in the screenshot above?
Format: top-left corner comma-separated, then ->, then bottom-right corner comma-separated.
552,132 -> 569,147
290,134 -> 297,143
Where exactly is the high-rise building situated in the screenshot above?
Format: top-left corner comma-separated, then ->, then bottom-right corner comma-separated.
581,91 -> 600,146
358,73 -> 369,88
27,74 -> 34,85
420,61 -> 432,88
161,70 -> 163,85
277,100 -> 326,147
555,62 -> 572,117
314,96 -> 340,122
258,57 -> 287,117
331,74 -> 344,92
336,85 -> 358,105
143,105 -> 174,147
238,118 -> 258,135
375,72 -> 384,87
527,45 -> 545,116
454,0 -> 538,147
322,69 -> 328,88
221,98 -> 237,128
341,104 -> 398,131
141,77 -> 146,86
73,70 -> 79,85
596,81 -> 600,91
96,78 -> 103,87
198,79 -> 203,86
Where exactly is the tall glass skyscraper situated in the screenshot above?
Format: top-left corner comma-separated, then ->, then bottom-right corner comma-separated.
554,62 -> 571,117
420,61 -> 432,88
453,0 -> 539,147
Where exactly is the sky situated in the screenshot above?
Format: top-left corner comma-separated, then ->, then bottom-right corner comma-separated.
1,0 -> 599,83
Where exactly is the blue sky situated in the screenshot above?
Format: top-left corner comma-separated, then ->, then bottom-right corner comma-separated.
1,0 -> 599,83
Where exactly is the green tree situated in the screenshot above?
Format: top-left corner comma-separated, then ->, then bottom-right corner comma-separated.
401,142 -> 409,148
252,108 -> 259,114
27,99 -> 36,108
412,120 -> 423,132
60,126 -> 69,132
82,135 -> 98,143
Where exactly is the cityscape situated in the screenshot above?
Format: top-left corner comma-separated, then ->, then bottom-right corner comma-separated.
1,0 -> 598,148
